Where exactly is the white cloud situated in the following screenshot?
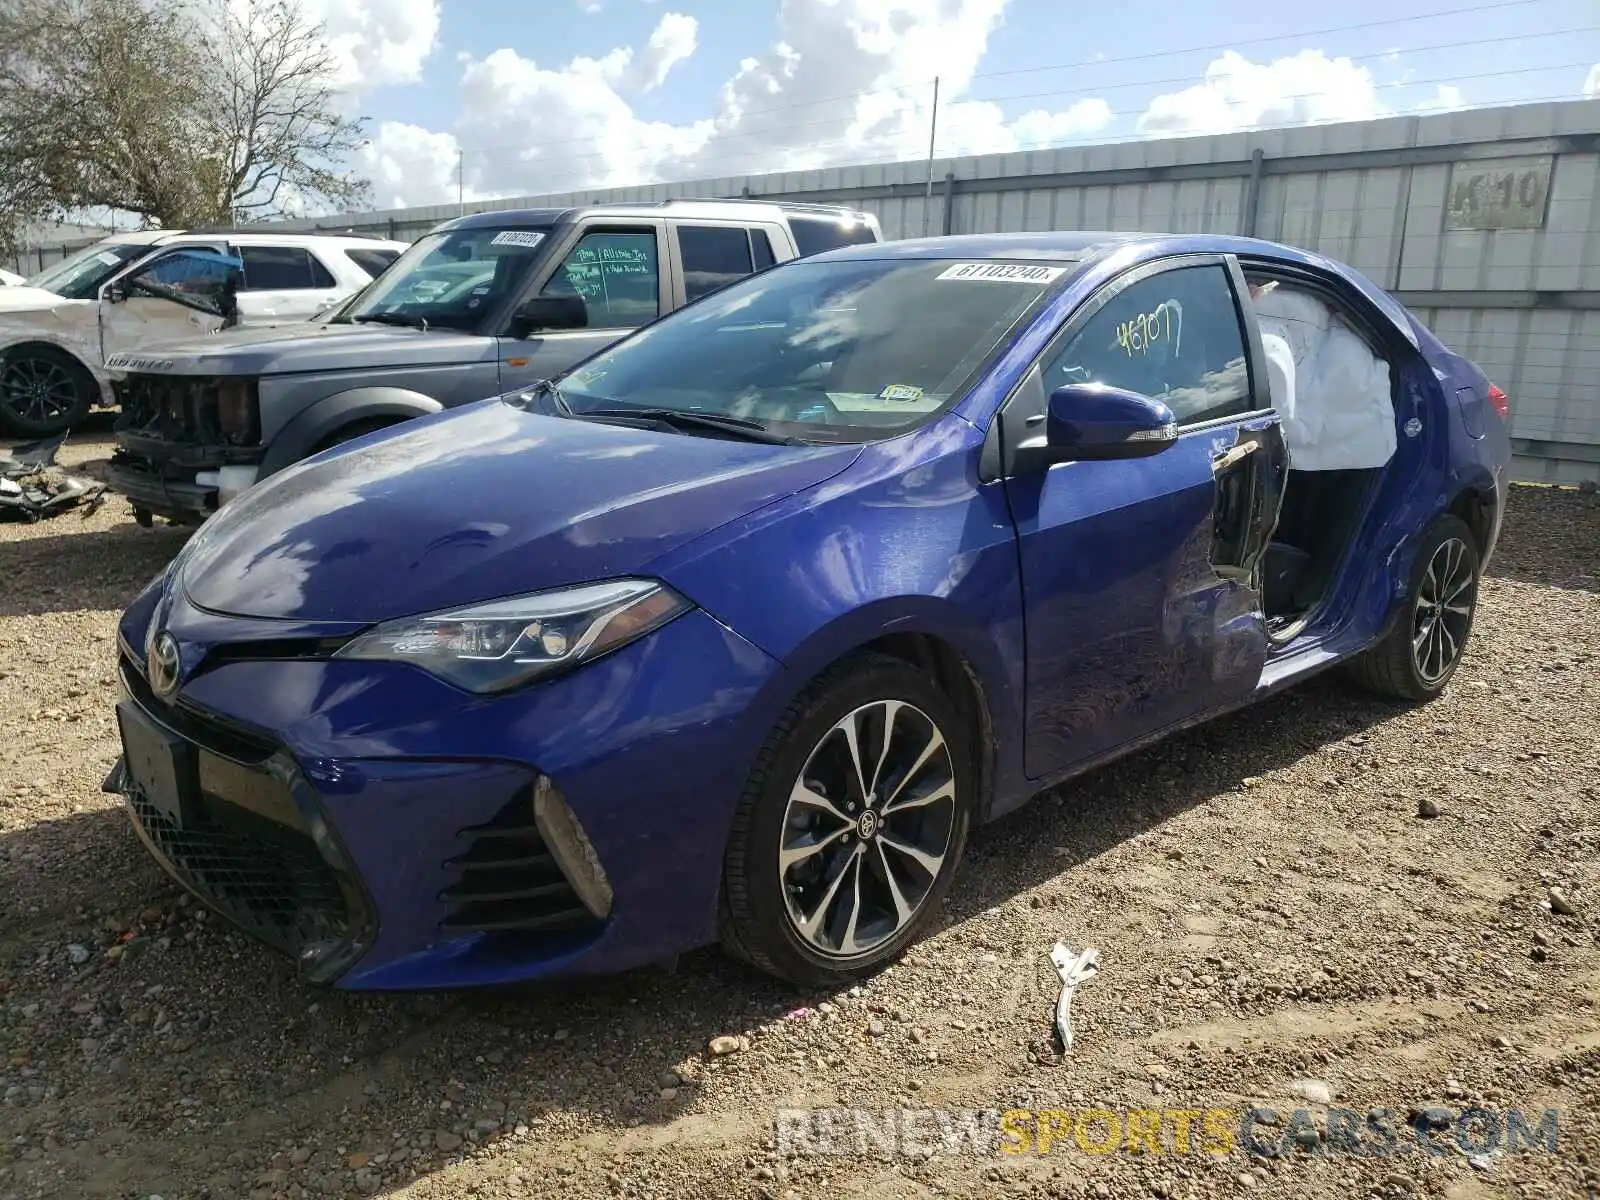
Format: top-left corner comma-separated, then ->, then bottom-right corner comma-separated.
359,121 -> 461,209
345,4 -> 1482,213
1137,49 -> 1465,138
363,0 -> 1116,207
298,0 -> 441,89
1585,63 -> 1600,97
633,11 -> 697,91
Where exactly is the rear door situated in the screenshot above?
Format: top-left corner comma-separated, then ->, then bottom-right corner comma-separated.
666,222 -> 788,307
1001,254 -> 1288,780
230,244 -> 344,321
495,221 -> 668,393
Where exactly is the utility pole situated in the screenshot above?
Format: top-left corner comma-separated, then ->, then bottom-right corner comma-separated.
457,148 -> 465,216
921,76 -> 940,237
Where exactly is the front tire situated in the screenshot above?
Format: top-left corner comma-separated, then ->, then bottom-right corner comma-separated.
1346,513 -> 1481,701
719,653 -> 973,987
0,346 -> 95,437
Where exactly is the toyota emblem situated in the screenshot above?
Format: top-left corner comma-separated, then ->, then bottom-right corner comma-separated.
147,632 -> 181,699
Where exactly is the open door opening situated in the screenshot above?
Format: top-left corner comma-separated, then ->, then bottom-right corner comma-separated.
1243,273 -> 1400,641
1210,420 -> 1289,588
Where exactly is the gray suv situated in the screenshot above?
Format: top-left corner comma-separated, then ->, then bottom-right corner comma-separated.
105,199 -> 882,524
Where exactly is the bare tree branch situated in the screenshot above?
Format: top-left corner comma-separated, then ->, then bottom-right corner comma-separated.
0,0 -> 371,253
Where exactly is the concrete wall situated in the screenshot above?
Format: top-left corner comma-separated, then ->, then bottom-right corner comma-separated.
14,98 -> 1600,482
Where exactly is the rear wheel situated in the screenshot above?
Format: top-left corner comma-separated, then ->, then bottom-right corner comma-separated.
0,346 -> 95,437
719,654 -> 973,986
1346,514 -> 1480,701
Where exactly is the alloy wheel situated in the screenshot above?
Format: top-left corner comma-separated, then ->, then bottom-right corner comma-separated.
1,355 -> 79,425
1412,535 -> 1476,685
778,700 -> 957,960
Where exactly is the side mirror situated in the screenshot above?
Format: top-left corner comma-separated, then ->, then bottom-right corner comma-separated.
103,282 -> 128,304
1015,383 -> 1178,471
510,295 -> 588,337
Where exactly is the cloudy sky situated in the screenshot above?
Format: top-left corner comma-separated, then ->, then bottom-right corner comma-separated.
297,0 -> 1599,211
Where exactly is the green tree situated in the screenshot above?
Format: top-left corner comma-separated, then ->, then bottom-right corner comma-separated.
0,0 -> 371,255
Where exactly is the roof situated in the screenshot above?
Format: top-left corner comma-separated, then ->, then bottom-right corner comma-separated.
806,231 -> 1150,262
96,229 -> 175,246
90,228 -> 407,248
439,197 -> 877,233
809,230 -> 1419,347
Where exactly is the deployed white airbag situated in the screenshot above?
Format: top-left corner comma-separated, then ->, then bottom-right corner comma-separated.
1250,283 -> 1396,472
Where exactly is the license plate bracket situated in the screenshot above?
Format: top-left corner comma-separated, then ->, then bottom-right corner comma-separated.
116,701 -> 200,827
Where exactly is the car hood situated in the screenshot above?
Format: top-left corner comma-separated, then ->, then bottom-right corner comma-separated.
0,286 -> 78,312
107,322 -> 491,377
178,399 -> 861,623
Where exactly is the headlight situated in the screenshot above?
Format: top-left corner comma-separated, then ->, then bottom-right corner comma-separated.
212,377 -> 260,444
333,579 -> 693,694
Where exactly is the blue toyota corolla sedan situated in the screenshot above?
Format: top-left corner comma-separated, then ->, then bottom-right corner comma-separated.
108,232 -> 1512,990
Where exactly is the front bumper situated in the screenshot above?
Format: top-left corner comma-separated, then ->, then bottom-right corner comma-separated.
107,457 -> 259,522
108,458 -> 219,522
107,663 -> 376,983
111,591 -> 785,989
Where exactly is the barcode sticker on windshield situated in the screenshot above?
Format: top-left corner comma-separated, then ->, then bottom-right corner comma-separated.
937,263 -> 1066,284
95,251 -> 122,266
490,231 -> 546,248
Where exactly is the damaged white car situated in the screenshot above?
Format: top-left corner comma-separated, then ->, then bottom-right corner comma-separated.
0,228 -> 406,437
0,269 -> 25,287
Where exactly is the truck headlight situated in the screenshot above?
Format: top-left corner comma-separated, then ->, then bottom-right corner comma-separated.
213,377 -> 260,444
333,579 -> 692,693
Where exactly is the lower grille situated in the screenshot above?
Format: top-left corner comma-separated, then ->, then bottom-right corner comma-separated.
128,790 -> 349,954
440,796 -> 598,934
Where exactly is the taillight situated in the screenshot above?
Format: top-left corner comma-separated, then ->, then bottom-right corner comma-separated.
1487,383 -> 1510,420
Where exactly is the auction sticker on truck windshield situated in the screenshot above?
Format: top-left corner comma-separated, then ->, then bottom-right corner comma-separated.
937,263 -> 1067,283
490,231 -> 547,249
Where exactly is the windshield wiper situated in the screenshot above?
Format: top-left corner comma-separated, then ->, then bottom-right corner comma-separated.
525,378 -> 573,416
352,311 -> 429,331
577,406 -> 804,445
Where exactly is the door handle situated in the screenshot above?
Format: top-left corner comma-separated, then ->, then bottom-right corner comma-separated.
1211,440 -> 1259,473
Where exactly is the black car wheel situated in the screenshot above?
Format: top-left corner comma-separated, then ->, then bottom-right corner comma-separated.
0,346 -> 95,437
1347,513 -> 1481,702
719,653 -> 973,986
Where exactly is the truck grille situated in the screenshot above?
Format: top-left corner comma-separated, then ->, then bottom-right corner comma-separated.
114,374 -> 258,446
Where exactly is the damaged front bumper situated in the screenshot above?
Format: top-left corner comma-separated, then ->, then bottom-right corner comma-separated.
108,449 -> 258,523
108,372 -> 262,522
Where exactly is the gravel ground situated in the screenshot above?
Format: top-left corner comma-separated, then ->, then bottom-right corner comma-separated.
1,430 -> 1598,1200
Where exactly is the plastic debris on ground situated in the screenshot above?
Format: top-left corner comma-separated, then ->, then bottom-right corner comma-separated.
1048,942 -> 1100,1053
0,433 -> 106,522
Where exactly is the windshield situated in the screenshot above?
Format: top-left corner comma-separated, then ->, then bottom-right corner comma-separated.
27,241 -> 150,299
547,257 -> 1071,443
336,227 -> 552,330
